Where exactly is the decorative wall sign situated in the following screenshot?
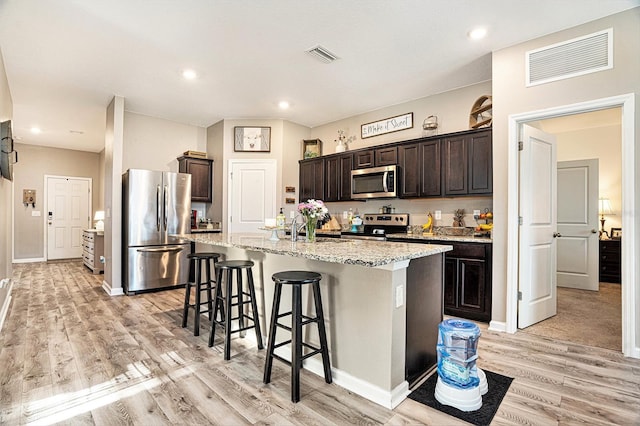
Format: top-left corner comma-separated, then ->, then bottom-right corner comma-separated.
285,186 -> 296,193
234,126 -> 271,152
361,113 -> 413,139
285,198 -> 296,204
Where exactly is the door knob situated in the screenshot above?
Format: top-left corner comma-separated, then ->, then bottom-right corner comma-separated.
553,232 -> 562,238
591,229 -> 598,234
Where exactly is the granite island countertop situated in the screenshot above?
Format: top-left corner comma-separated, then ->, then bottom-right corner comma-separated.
174,232 -> 451,267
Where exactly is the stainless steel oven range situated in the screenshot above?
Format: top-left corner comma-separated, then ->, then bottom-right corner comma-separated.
341,213 -> 409,241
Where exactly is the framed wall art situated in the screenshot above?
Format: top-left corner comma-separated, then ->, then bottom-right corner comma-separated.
234,126 -> 271,152
611,227 -> 622,239
303,139 -> 322,159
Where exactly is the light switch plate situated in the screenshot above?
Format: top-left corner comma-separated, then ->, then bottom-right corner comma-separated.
289,210 -> 295,219
31,211 -> 41,217
435,210 -> 442,220
473,209 -> 481,216
395,285 -> 404,308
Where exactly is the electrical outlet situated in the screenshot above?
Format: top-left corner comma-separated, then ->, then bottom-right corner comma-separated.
473,209 -> 481,216
435,210 -> 442,220
395,285 -> 404,308
289,210 -> 295,219
343,211 -> 348,219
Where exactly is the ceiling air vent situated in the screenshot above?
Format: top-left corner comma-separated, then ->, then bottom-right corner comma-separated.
306,45 -> 339,63
526,28 -> 612,87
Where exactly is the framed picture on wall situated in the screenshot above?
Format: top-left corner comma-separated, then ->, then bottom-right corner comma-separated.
303,139 -> 322,159
611,227 -> 622,239
234,126 -> 271,152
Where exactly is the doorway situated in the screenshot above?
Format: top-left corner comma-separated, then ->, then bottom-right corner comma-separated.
227,159 -> 277,233
45,175 -> 92,260
506,93 -> 637,358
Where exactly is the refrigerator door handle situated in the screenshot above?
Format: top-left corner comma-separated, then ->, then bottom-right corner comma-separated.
156,184 -> 161,232
163,184 -> 169,231
137,246 -> 185,253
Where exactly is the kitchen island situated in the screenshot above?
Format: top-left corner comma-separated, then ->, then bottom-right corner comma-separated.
175,232 -> 451,408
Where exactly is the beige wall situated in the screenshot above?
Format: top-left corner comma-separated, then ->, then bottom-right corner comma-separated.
0,46 -> 13,286
103,96 -> 124,294
555,124 -> 622,231
311,81 -> 492,154
492,8 -> 640,328
12,144 -> 102,260
206,120 -> 224,222
122,112 -> 207,172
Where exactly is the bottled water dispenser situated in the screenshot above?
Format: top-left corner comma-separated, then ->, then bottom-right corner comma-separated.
434,319 -> 487,411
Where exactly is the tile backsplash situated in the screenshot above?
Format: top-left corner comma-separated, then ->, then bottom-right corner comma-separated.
325,197 -> 492,229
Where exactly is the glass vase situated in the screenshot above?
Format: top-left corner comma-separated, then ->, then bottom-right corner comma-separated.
305,216 -> 318,243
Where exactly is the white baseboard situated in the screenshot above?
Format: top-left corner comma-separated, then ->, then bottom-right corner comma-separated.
102,280 -> 124,296
302,357 -> 409,409
488,320 -> 507,333
0,279 -> 13,332
12,257 -> 46,264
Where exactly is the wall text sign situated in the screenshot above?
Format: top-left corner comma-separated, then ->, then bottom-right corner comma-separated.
361,112 -> 413,139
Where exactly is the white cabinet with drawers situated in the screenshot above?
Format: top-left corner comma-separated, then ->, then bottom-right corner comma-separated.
82,229 -> 104,274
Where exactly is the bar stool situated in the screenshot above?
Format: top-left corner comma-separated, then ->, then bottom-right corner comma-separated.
263,271 -> 332,403
182,252 -> 221,336
208,260 -> 264,360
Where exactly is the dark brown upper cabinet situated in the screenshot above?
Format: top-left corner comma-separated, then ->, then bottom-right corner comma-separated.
299,157 -> 325,202
178,156 -> 213,202
325,153 -> 354,202
443,130 -> 492,196
354,146 -> 398,169
399,140 -> 442,198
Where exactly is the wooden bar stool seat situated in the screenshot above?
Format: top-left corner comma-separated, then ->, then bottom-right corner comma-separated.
263,270 -> 332,403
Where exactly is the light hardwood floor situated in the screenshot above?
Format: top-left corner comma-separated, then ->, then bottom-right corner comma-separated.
1,261 -> 639,425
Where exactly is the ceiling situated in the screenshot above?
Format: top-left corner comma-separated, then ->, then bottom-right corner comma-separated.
0,1 -> 637,153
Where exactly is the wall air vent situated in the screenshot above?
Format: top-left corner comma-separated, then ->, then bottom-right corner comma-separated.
526,28 -> 612,87
306,45 -> 339,63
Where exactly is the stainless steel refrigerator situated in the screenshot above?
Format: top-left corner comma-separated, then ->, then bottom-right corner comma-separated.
122,169 -> 192,294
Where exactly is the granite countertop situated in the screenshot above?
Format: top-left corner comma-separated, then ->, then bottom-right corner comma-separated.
174,232 -> 452,268
386,233 -> 492,243
191,228 -> 222,233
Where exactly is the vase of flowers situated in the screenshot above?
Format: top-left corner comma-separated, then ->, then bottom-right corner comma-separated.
298,199 -> 328,243
335,130 -> 356,153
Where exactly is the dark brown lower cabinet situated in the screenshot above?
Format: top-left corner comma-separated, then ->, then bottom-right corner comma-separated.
387,238 -> 492,322
441,242 -> 492,322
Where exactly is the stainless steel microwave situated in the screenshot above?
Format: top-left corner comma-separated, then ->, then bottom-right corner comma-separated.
351,165 -> 398,199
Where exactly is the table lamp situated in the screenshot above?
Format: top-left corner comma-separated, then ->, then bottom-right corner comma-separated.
598,198 -> 613,238
94,210 -> 105,231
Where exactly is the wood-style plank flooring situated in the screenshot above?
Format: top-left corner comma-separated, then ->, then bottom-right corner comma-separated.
1,261 -> 639,425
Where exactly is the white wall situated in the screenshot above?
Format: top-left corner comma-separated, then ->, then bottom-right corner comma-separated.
556,124 -> 622,231
311,81 -> 492,154
492,8 -> 639,338
122,112 -> 207,172
103,96 -> 124,295
0,46 -> 13,325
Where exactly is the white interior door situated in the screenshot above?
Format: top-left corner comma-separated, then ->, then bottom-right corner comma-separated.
557,159 -> 599,290
518,125 -> 557,328
47,177 -> 90,260
228,160 -> 276,233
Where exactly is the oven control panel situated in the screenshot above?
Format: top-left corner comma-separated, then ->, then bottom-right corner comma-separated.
363,213 -> 409,225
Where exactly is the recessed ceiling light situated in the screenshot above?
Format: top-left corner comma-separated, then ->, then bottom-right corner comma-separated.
182,69 -> 197,80
278,101 -> 290,110
468,27 -> 487,40
30,127 -> 41,134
